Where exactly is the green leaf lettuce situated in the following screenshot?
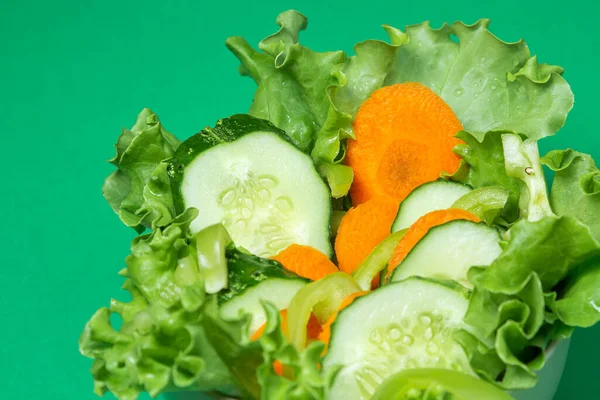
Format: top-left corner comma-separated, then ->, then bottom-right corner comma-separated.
80,210 -> 334,400
103,108 -> 181,232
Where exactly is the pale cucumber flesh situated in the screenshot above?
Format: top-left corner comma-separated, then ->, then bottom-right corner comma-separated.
323,278 -> 472,400
390,220 -> 502,288
180,132 -> 332,257
392,180 -> 472,232
219,278 -> 306,334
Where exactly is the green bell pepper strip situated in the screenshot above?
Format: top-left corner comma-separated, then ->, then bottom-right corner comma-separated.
286,272 -> 361,349
352,229 -> 407,289
194,223 -> 232,294
372,368 -> 514,400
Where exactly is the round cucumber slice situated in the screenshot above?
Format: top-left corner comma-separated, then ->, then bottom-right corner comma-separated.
169,115 -> 332,258
392,180 -> 472,232
390,220 -> 502,288
323,277 -> 473,400
218,249 -> 308,334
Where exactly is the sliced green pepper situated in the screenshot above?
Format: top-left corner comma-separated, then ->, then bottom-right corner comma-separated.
287,272 -> 361,349
194,223 -> 232,294
372,369 -> 513,400
352,229 -> 407,289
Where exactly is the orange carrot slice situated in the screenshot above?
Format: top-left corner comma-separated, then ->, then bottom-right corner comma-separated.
272,244 -> 339,281
335,197 -> 399,283
386,208 -> 480,279
346,82 -> 464,205
318,291 -> 368,353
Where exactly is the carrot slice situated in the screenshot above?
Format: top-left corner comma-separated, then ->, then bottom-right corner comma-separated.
334,197 -> 399,283
318,291 -> 368,353
386,208 -> 480,279
272,244 -> 339,281
347,82 -> 464,205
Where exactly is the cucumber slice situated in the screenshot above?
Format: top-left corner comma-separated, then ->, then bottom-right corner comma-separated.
323,277 -> 473,400
169,115 -> 332,258
392,180 -> 472,232
390,220 -> 502,288
218,249 -> 308,333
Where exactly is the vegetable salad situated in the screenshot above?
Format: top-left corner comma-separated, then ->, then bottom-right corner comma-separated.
79,10 -> 600,400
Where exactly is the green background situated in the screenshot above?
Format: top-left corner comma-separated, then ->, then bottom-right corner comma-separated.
2,0 -> 597,398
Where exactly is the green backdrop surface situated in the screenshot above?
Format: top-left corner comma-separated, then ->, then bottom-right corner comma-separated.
1,0 -> 598,399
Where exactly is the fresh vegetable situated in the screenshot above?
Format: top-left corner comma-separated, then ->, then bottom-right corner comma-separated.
389,220 -> 503,288
195,223 -> 232,294
386,209 -> 481,280
392,180 -> 472,232
272,244 -> 339,281
352,230 -> 407,291
226,10 -> 352,197
476,216 -> 599,293
372,369 -> 514,400
321,20 -> 573,151
286,272 -> 362,349
218,249 -> 308,334
318,291 -> 368,352
547,258 -> 600,327
542,149 -> 600,241
251,310 -> 323,342
252,309 -> 288,341
457,216 -> 600,389
448,130 -> 524,223
79,210 -> 250,398
502,134 -> 553,222
347,83 -> 464,205
80,209 -> 336,400
82,9 -> 600,400
335,197 -> 399,280
323,278 -> 472,400
451,187 -> 510,224
169,114 -> 332,258
103,108 -> 180,232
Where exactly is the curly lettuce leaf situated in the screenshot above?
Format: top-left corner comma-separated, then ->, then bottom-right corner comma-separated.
125,209 -> 200,308
477,216 -> 600,293
79,281 -> 242,399
80,210 -> 335,399
547,258 -> 600,328
321,20 -> 573,143
542,149 -> 600,242
457,271 -> 546,389
455,214 -> 600,389
226,11 -> 353,197
80,211 -> 242,399
103,108 -> 180,232
255,303 -> 339,400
